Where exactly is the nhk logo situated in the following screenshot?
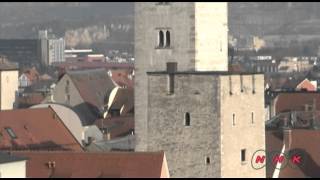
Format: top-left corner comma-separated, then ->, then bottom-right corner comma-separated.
251,149 -> 306,170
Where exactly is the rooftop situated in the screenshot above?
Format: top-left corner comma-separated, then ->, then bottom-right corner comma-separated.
0,108 -> 83,151
0,56 -> 18,70
12,151 -> 168,178
147,70 -> 264,75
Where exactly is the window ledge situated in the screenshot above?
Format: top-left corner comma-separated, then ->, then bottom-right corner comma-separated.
241,161 -> 247,166
155,47 -> 173,50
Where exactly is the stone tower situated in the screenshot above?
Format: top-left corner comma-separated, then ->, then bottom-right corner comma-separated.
135,2 -> 228,151
134,2 -> 265,178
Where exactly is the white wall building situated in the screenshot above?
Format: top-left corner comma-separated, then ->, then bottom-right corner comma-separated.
0,152 -> 27,178
0,58 -> 19,110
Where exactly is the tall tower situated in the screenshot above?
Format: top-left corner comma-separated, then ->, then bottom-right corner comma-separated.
135,2 -> 266,178
135,2 -> 228,151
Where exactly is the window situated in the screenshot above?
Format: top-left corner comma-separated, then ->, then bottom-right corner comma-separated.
185,113 -> 191,126
168,74 -> 174,94
5,127 -> 17,139
251,112 -> 254,124
158,30 -> 164,48
156,29 -> 172,49
241,149 -> 246,162
232,113 -> 235,126
240,75 -> 243,92
167,62 -> 177,95
206,157 -> 210,164
165,31 -> 171,47
252,75 -> 256,94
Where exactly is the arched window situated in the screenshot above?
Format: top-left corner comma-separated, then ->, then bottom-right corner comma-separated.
158,30 -> 164,48
165,30 -> 170,47
185,112 -> 190,126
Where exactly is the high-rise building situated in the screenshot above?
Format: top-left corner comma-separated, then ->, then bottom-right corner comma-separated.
134,2 -> 266,177
48,38 -> 65,65
39,30 -> 65,66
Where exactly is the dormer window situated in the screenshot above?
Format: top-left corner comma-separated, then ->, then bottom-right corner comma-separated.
5,127 -> 17,139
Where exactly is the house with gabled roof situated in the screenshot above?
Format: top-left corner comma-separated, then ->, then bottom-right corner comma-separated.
0,108 -> 83,151
45,68 -> 134,126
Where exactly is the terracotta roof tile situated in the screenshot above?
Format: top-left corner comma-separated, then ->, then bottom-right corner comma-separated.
0,108 -> 83,151
12,151 -> 167,178
267,129 -> 320,178
274,92 -> 320,114
67,68 -> 116,112
95,116 -> 134,139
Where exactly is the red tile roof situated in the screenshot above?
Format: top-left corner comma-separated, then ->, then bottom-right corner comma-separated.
23,67 -> 40,82
17,93 -> 46,108
296,79 -> 316,91
54,61 -> 134,71
95,116 -> 134,139
274,92 -> 320,114
267,129 -> 320,178
67,68 -> 116,111
0,108 -> 83,151
12,151 -> 168,178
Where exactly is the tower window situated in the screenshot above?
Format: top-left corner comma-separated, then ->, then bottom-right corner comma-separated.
165,31 -> 171,47
167,62 -> 177,95
185,112 -> 191,126
232,113 -> 235,126
167,75 -> 174,94
158,30 -> 164,48
206,157 -> 210,164
251,112 -> 254,124
241,149 -> 246,162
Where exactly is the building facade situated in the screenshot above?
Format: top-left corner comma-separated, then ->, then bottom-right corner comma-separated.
134,2 -> 266,177
0,58 -> 19,110
135,2 -> 228,152
48,38 -> 65,65
0,39 -> 42,69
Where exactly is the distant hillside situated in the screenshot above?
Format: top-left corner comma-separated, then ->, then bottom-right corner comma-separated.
0,2 -> 134,53
229,2 -> 320,37
1,2 -> 320,53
